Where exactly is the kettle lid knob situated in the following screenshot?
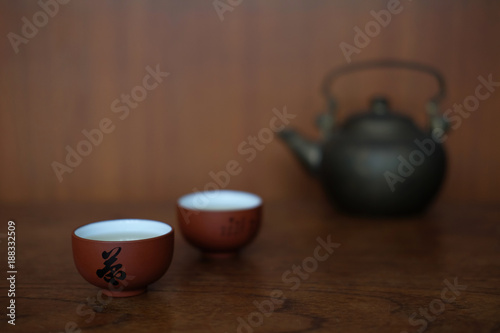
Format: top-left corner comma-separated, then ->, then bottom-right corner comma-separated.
371,96 -> 390,115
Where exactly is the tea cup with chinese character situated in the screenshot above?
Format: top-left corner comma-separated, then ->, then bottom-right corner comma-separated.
72,219 -> 174,297
177,190 -> 262,258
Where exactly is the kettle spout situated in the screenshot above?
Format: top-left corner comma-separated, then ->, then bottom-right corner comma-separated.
278,129 -> 322,175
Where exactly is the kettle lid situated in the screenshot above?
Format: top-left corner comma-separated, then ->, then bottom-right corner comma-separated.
342,97 -> 422,140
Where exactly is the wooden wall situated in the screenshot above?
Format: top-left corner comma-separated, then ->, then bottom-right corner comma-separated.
1,0 -> 499,204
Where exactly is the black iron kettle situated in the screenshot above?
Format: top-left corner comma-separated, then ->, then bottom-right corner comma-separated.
279,60 -> 450,216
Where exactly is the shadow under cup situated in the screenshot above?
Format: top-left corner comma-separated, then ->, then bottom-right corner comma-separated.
72,219 -> 174,297
177,190 -> 262,258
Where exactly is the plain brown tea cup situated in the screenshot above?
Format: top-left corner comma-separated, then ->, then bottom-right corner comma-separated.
177,190 -> 262,258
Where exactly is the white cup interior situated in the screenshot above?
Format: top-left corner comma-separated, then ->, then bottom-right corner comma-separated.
178,190 -> 262,211
74,219 -> 172,241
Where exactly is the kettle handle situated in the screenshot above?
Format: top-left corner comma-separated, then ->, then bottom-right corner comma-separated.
319,59 -> 448,135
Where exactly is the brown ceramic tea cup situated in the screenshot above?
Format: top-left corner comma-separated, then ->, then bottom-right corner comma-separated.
72,219 -> 174,297
177,190 -> 262,258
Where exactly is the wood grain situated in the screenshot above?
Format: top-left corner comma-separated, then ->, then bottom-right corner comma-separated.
1,0 -> 500,204
0,201 -> 499,332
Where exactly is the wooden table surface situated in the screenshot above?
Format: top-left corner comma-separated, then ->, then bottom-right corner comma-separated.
0,200 -> 499,333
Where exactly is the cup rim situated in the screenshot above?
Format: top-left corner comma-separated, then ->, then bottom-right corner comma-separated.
72,219 -> 174,243
177,190 -> 262,212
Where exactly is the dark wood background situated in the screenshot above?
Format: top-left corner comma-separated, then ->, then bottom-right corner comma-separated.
1,0 -> 500,204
